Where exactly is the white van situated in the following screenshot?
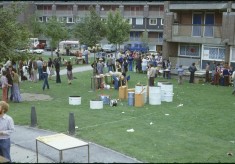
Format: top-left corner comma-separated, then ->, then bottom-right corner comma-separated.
57,40 -> 80,56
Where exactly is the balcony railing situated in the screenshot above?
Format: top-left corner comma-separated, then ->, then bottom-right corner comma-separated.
172,24 -> 222,38
123,11 -> 144,17
149,38 -> 163,44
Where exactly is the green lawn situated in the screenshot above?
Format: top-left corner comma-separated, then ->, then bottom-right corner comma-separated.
7,63 -> 235,163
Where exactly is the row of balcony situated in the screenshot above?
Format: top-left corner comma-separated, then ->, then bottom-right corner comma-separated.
36,10 -> 164,17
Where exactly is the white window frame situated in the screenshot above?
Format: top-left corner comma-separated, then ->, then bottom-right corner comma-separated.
203,12 -> 215,38
161,18 -> 164,25
38,17 -> 43,22
75,17 -> 81,23
149,19 -> 157,25
101,18 -> 107,22
192,12 -> 202,37
45,16 -> 50,22
67,17 -> 74,23
202,45 -> 225,61
136,18 -> 143,25
57,17 -> 67,23
230,47 -> 235,62
178,44 -> 201,57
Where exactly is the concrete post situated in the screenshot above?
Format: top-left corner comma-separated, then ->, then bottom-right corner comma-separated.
68,112 -> 75,135
30,106 -> 37,127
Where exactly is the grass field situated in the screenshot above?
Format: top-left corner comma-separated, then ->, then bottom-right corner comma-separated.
6,60 -> 235,163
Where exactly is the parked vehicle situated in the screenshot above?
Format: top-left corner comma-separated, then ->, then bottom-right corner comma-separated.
44,45 -> 56,51
56,40 -> 80,56
102,44 -> 117,53
124,42 -> 149,53
28,48 -> 44,54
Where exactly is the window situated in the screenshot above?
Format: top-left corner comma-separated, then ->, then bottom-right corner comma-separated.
231,48 -> 235,62
161,19 -> 164,25
149,19 -> 157,25
58,17 -> 67,23
75,17 -> 81,23
101,18 -> 107,23
204,46 -> 225,60
67,17 -> 74,23
179,44 -> 200,57
136,18 -> 143,25
38,17 -> 43,22
45,16 -> 50,22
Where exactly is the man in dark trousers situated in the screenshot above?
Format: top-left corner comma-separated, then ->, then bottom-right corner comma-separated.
188,62 -> 197,83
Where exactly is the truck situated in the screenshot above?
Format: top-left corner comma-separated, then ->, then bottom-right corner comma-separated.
56,40 -> 80,56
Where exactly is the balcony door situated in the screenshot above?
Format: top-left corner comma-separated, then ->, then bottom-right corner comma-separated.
192,13 -> 202,37
204,13 -> 214,37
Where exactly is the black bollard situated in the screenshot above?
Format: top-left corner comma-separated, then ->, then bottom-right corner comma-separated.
30,106 -> 37,127
68,112 -> 75,135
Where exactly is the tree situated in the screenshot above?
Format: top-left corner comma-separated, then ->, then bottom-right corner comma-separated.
44,16 -> 68,57
105,9 -> 131,53
26,11 -> 45,38
73,6 -> 105,48
0,2 -> 31,61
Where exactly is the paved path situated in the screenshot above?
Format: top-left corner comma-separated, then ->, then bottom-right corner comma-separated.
11,65 -> 142,163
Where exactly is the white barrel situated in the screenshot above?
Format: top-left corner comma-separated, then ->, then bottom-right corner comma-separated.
69,96 -> 81,105
164,93 -> 173,102
90,100 -> 103,109
161,82 -> 173,102
148,86 -> 161,105
157,80 -> 168,87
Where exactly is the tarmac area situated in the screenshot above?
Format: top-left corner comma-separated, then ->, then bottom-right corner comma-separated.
8,65 -> 142,163
10,125 -> 142,163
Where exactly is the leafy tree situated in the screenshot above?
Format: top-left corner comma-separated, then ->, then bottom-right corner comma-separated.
73,6 -> 106,49
0,2 -> 31,61
105,9 -> 131,52
26,11 -> 45,38
44,16 -> 69,57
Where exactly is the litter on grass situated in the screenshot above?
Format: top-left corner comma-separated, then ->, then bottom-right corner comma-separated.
75,126 -> 78,129
150,122 -> 153,125
122,112 -> 125,114
177,104 -> 183,107
227,152 -> 233,156
229,141 -> 235,144
165,114 -> 169,116
127,128 -> 134,132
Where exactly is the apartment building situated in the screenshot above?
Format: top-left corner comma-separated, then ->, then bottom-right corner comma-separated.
0,1 -> 164,52
163,1 -> 235,69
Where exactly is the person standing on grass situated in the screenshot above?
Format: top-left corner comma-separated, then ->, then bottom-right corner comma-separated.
67,61 -> 73,85
213,63 -> 221,86
0,101 -> 14,162
188,62 -> 197,83
32,60 -> 38,83
54,58 -> 61,83
232,70 -> 235,95
48,58 -> 54,80
147,63 -> 156,86
127,54 -> 134,71
1,71 -> 12,102
177,65 -> 184,85
11,68 -> 22,103
42,61 -> 50,91
37,57 -> 43,81
205,62 -> 210,83
96,58 -> 105,89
